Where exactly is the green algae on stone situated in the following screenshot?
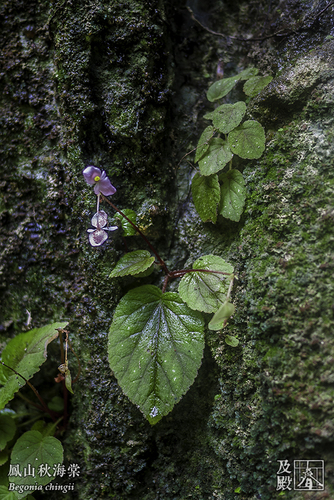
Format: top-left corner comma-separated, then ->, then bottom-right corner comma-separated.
2,0 -> 334,499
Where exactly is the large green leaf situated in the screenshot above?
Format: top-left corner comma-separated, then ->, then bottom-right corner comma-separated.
195,126 -> 215,163
178,255 -> 234,313
228,120 -> 265,159
108,285 -> 204,425
243,75 -> 272,97
0,323 -> 67,409
212,102 -> 246,134
109,250 -> 155,278
9,430 -> 63,499
199,138 -> 232,176
219,169 -> 246,222
191,173 -> 220,223
207,76 -> 239,102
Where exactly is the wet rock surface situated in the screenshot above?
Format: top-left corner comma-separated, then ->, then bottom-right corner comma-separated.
1,0 -> 334,498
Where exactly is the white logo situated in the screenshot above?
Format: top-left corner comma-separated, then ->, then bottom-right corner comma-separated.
294,460 -> 324,491
276,459 -> 324,491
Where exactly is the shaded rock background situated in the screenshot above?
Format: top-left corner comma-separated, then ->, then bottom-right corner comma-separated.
1,0 -> 334,498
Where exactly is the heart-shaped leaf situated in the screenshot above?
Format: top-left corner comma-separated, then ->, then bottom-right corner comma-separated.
108,285 -> 204,425
195,126 -> 215,163
191,173 -> 220,223
199,138 -> 232,176
207,76 -> 239,102
9,430 -> 63,499
212,102 -> 246,134
228,120 -> 265,159
243,75 -> 273,97
0,323 -> 68,409
178,255 -> 234,313
109,250 -> 155,278
208,301 -> 236,330
219,169 -> 246,222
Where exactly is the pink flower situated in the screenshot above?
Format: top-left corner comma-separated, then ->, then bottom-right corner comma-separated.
83,166 -> 116,196
87,210 -> 118,246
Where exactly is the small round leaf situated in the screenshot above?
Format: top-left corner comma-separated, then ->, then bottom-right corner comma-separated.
208,301 -> 236,330
178,255 -> 234,313
212,102 -> 246,134
207,76 -> 239,102
225,335 -> 239,347
199,138 -> 232,176
243,75 -> 273,97
191,173 -> 220,223
195,126 -> 215,163
228,120 -> 265,159
109,250 -> 155,278
219,169 -> 246,222
237,67 -> 259,80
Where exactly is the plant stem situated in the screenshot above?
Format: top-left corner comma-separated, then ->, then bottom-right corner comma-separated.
162,275 -> 169,293
16,391 -> 48,413
59,329 -> 65,364
100,194 -> 169,274
68,339 -> 81,383
226,274 -> 234,300
58,329 -> 68,427
1,362 -> 59,422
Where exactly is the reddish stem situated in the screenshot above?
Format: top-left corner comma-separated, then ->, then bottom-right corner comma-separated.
100,195 -> 233,294
100,194 -> 169,274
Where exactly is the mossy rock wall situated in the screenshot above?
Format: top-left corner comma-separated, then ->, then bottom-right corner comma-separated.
1,0 -> 334,499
